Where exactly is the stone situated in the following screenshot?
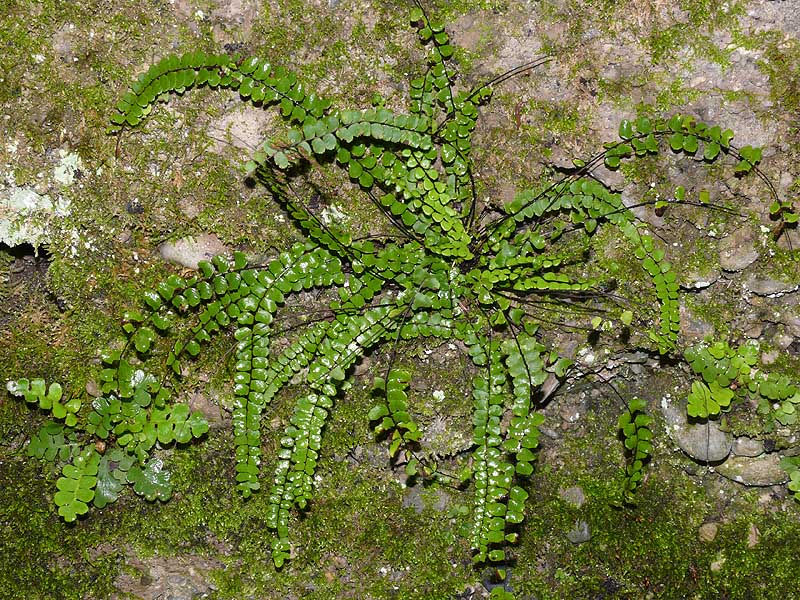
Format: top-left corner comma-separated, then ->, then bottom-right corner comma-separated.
208,105 -> 273,154
710,553 -> 726,572
53,150 -> 83,186
680,269 -> 720,290
660,400 -> 732,462
679,304 -> 715,342
188,391 -> 225,428
718,228 -> 758,272
716,454 -> 787,486
158,233 -> 231,269
732,437 -> 764,458
747,523 -> 760,548
698,522 -> 718,542
777,227 -> 800,251
566,520 -> 591,544
782,316 -> 800,339
0,186 -> 61,247
558,486 -> 585,508
744,276 -> 797,297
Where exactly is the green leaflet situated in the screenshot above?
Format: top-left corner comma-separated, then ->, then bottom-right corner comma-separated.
781,457 -> 800,501
128,457 -> 173,501
95,449 -> 136,508
26,421 -> 80,462
7,378 -> 79,427
687,380 -> 734,419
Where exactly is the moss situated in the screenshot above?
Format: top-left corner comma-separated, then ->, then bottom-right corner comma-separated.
507,403 -> 800,598
763,47 -> 800,112
56,426 -> 474,600
0,455 -> 119,598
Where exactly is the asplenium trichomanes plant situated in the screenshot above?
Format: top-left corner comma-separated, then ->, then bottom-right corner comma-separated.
9,6 -> 774,572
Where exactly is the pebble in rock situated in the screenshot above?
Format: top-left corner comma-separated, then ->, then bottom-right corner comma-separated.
744,275 -> 797,297
159,233 -> 231,270
660,401 -> 732,462
718,228 -> 758,272
732,437 -> 764,457
558,486 -> 586,508
698,522 -> 718,543
566,520 -> 591,544
716,454 -> 787,487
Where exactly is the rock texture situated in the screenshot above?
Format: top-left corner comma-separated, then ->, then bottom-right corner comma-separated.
716,454 -> 788,487
660,400 -> 732,463
158,234 -> 231,269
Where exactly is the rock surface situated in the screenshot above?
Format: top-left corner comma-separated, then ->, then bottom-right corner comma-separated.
660,400 -> 731,463
566,520 -> 591,544
717,228 -> 759,272
716,454 -> 788,487
732,437 -> 765,458
558,486 -> 586,508
744,276 -> 798,297
158,234 -> 231,269
698,522 -> 718,543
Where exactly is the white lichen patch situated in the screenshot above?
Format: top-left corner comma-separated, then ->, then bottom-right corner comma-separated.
53,150 -> 83,186
320,203 -> 347,226
0,148 -> 80,247
0,186 -> 54,246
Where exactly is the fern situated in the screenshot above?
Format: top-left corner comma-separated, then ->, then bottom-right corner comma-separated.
8,7 -> 784,590
617,397 -> 653,504
7,367 -> 208,520
684,339 -> 800,428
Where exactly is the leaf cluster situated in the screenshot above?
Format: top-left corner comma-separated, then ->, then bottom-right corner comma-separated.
617,397 -> 653,504
609,114 -> 747,169
465,333 -> 543,564
370,369 -> 423,474
7,315 -> 210,521
780,456 -> 800,501
683,340 -> 800,426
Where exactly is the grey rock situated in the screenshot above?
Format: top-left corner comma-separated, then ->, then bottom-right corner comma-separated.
188,391 -> 226,428
681,270 -> 720,290
679,304 -> 715,343
566,520 -> 591,544
716,454 -> 787,486
744,276 -> 797,297
777,227 -> 800,251
732,437 -> 764,458
0,186 -> 58,247
785,316 -> 800,339
558,486 -> 585,508
402,486 -> 425,514
660,400 -> 732,462
718,228 -> 758,272
744,323 -> 764,339
208,106 -> 272,154
698,522 -> 718,542
159,234 -> 231,269
402,486 -> 449,514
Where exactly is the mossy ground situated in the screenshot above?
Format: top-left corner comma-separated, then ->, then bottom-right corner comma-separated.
2,0 -> 800,598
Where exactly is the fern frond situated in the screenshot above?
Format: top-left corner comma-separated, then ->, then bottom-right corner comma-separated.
618,397 -> 653,504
